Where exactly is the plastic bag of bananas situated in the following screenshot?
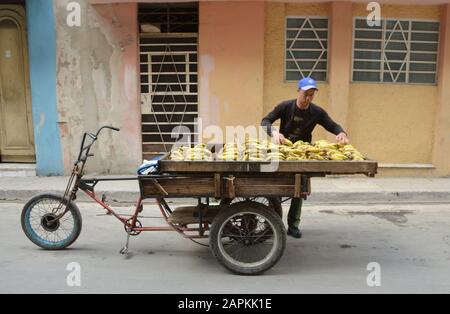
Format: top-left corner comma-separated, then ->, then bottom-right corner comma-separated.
169,144 -> 213,161
242,138 -> 268,161
243,138 -> 366,161
218,142 -> 240,161
304,140 -> 365,161
168,139 -> 366,162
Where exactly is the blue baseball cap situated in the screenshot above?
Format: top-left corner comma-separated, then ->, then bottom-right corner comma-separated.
298,77 -> 318,91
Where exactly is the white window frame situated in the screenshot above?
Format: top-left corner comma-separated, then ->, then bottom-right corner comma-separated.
351,17 -> 440,85
285,16 -> 329,82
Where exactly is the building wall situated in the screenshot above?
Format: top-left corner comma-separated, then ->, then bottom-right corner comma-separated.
198,1 -> 265,139
349,4 -> 441,173
26,0 -> 64,175
264,2 -> 450,176
53,0 -> 141,174
47,0 -> 450,176
264,2 -> 331,141
432,4 -> 450,176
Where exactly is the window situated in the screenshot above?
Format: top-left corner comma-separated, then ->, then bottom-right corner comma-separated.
352,18 -> 440,84
285,17 -> 328,82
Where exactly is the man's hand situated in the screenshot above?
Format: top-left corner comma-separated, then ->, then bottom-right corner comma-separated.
336,132 -> 349,144
271,130 -> 286,145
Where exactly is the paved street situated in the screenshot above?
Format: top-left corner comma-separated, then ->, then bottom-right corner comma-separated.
1,200 -> 450,293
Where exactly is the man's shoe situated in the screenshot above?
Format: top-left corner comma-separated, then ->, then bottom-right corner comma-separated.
287,227 -> 302,238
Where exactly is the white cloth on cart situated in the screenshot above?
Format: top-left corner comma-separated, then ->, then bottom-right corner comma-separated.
137,159 -> 159,175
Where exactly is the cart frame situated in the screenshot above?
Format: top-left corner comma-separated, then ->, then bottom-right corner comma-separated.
21,126 -> 378,275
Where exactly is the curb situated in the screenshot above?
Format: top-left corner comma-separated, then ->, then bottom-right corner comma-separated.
2,189 -> 450,205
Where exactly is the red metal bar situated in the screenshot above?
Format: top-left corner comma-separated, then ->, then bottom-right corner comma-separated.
130,196 -> 143,227
83,189 -> 128,223
82,190 -> 210,238
133,226 -> 177,232
133,226 -> 210,232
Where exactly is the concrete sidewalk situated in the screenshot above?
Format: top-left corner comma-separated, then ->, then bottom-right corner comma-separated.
1,175 -> 450,205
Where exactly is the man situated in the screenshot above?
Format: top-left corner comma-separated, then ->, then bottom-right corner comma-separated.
261,77 -> 349,238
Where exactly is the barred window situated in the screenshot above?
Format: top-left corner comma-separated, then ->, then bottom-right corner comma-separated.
352,18 -> 439,84
285,17 -> 328,82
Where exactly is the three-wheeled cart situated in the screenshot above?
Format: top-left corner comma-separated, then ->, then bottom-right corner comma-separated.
20,126 -> 378,275
136,157 -> 377,274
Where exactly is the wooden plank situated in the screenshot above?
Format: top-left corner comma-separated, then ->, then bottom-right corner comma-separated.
151,179 -> 169,196
214,173 -> 221,198
141,177 -> 214,197
294,174 -> 301,198
276,160 -> 378,174
158,159 -> 378,175
226,175 -> 235,199
306,177 -> 311,194
234,185 -> 295,197
233,176 -> 295,186
168,206 -> 222,225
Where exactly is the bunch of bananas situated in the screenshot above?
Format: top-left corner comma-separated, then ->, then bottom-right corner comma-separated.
243,138 -> 290,161
283,143 -> 308,161
218,142 -> 240,161
169,144 -> 213,161
301,140 -> 365,161
242,138 -> 266,161
339,144 -> 365,161
257,139 -> 365,161
168,139 -> 366,162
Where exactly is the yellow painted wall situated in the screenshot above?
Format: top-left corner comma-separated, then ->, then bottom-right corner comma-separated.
432,4 -> 450,176
264,2 -> 331,141
353,4 -> 440,20
349,4 -> 440,165
263,2 -> 448,175
348,85 -> 437,163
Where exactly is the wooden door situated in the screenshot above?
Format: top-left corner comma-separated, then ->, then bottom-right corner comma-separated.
0,6 -> 35,162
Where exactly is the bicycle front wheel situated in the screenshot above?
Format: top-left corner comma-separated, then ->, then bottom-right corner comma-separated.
21,193 -> 82,250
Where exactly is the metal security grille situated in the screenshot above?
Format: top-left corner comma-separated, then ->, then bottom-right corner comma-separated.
352,18 -> 440,84
139,3 -> 198,33
285,17 -> 328,82
139,3 -> 198,158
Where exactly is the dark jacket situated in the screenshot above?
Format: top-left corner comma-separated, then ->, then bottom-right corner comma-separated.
261,99 -> 345,143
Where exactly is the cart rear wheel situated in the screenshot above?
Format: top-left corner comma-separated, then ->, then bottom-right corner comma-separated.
210,201 -> 286,275
21,193 -> 82,250
220,197 -> 282,217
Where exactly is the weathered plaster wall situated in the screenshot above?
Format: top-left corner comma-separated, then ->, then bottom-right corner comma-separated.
54,1 -> 141,174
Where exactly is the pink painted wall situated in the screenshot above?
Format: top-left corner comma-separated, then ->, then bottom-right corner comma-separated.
56,1 -> 141,174
198,1 -> 265,136
90,3 -> 142,172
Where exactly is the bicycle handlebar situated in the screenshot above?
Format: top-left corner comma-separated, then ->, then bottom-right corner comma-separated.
95,125 -> 120,137
75,125 -> 120,165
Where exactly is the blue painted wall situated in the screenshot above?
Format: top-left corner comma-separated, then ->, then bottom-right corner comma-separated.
26,0 -> 64,175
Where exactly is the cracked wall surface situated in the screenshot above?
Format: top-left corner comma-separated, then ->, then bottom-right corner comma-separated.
54,0 -> 141,174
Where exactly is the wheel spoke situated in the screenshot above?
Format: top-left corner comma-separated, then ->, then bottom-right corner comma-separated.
24,197 -> 79,246
219,211 -> 278,264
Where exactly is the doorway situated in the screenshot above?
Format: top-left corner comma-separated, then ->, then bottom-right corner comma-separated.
0,5 -> 35,162
139,2 -> 199,159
